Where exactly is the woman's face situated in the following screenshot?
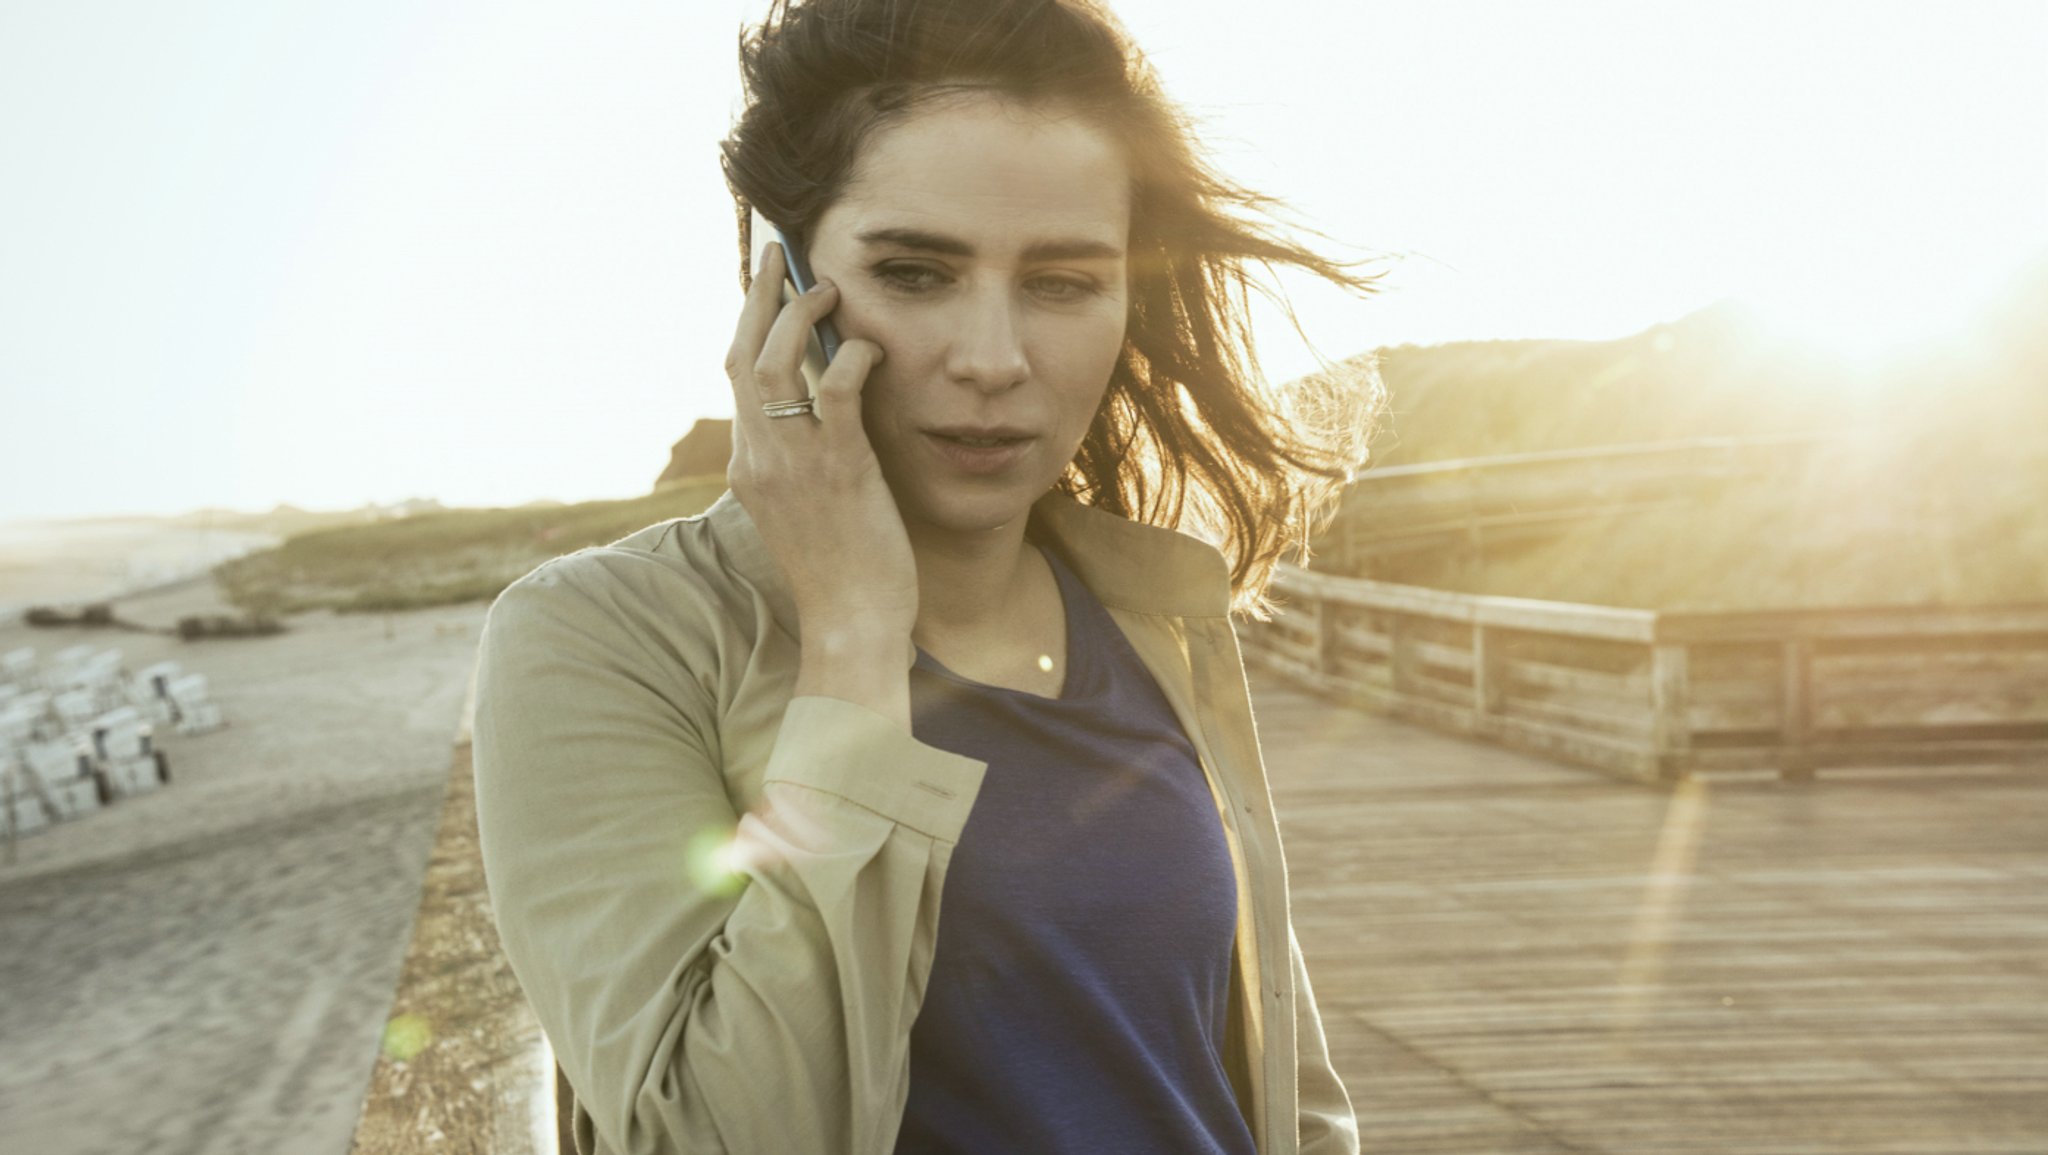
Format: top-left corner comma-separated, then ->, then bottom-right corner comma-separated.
806,94 -> 1131,543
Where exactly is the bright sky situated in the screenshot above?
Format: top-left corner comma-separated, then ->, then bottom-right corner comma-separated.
3,0 -> 2044,521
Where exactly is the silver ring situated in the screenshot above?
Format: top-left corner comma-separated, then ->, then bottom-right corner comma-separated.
761,397 -> 817,419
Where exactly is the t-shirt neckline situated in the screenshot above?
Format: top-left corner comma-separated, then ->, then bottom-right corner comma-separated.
911,541 -> 1082,703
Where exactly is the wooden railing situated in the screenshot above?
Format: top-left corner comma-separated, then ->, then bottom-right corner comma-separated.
1244,565 -> 2048,781
1249,431 -> 2048,780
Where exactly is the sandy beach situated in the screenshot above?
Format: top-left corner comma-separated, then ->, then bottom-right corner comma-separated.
0,573 -> 489,1154
0,518 -> 278,621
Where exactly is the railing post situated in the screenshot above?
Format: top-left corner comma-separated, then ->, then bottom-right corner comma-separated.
1780,638 -> 1815,781
1473,622 -> 1506,723
1389,615 -> 1420,699
1650,641 -> 1692,780
1313,594 -> 1339,683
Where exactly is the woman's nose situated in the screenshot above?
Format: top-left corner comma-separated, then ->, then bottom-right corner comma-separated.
943,286 -> 1029,392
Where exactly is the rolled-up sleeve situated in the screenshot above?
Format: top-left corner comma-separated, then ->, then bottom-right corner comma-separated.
471,567 -> 986,1155
1291,923 -> 1360,1153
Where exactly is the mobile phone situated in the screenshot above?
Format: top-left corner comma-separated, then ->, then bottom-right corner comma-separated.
750,209 -> 843,395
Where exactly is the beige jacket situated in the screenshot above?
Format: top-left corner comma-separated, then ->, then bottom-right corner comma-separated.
472,486 -> 1358,1155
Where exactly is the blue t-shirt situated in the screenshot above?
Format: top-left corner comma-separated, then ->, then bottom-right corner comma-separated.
893,537 -> 1256,1155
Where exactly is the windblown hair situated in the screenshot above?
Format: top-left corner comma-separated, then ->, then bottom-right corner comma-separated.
721,0 -> 1385,619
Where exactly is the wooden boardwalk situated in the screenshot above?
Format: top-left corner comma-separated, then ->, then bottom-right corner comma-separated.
1253,668 -> 2048,1154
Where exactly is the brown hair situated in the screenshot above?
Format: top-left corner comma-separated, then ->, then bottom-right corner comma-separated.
721,0 -> 1385,618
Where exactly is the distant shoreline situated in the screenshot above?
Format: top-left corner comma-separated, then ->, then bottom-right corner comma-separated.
0,570 -> 225,629
0,523 -> 277,627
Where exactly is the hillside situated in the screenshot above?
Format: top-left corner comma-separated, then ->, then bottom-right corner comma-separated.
1359,303 -> 1898,468
1367,256 -> 2047,464
1325,260 -> 2048,611
655,419 -> 735,489
216,478 -> 726,614
167,500 -> 450,538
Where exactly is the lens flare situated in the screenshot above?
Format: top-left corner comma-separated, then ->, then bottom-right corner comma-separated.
1612,778 -> 1709,1042
684,825 -> 750,898
381,1012 -> 434,1062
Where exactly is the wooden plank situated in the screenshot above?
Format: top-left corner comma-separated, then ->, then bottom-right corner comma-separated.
1274,566 -> 1659,643
1811,662 -> 2048,697
1690,677 -> 1780,706
1689,700 -> 1781,732
1335,620 -> 1394,660
1331,655 -> 1394,692
1507,657 -> 1649,700
1408,670 -> 1476,708
1254,667 -> 2048,1153
1688,652 -> 1783,683
1782,639 -> 1815,780
1413,638 -> 1476,675
1683,737 -> 2048,773
1477,712 -> 1662,780
1817,638 -> 2048,665
1658,605 -> 2048,644
1810,687 -> 2048,729
1474,598 -> 1658,644
1501,694 -> 1655,741
1277,568 -> 1481,622
1259,627 -> 1316,671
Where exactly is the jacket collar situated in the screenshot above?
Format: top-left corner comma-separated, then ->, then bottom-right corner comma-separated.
695,486 -> 1233,639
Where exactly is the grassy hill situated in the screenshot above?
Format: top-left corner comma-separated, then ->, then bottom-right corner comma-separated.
169,500 -> 449,538
216,478 -> 726,615
1325,260 -> 2048,611
1352,251 -> 2047,467
1355,433 -> 2048,611
1360,303 -> 1902,468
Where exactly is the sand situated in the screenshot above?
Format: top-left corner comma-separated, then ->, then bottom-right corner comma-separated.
0,574 -> 490,1155
0,519 -> 278,620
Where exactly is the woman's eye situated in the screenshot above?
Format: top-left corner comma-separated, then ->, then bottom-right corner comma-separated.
874,263 -> 951,293
869,263 -> 1100,303
1027,275 -> 1098,303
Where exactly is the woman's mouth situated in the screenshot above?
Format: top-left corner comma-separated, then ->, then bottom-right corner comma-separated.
924,431 -> 1034,473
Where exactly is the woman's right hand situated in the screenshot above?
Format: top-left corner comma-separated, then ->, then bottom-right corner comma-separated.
725,242 -> 921,668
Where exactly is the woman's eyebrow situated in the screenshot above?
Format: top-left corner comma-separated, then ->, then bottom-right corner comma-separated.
855,227 -> 1123,262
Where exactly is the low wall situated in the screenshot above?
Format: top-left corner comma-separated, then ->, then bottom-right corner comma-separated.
348,675 -> 567,1154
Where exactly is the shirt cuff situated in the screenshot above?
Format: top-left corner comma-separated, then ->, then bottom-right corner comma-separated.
762,695 -> 988,842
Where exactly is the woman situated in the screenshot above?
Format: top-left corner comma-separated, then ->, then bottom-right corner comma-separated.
473,1 -> 1382,1152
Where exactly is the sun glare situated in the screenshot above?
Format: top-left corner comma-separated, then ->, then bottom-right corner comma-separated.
1741,256 -> 2016,368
